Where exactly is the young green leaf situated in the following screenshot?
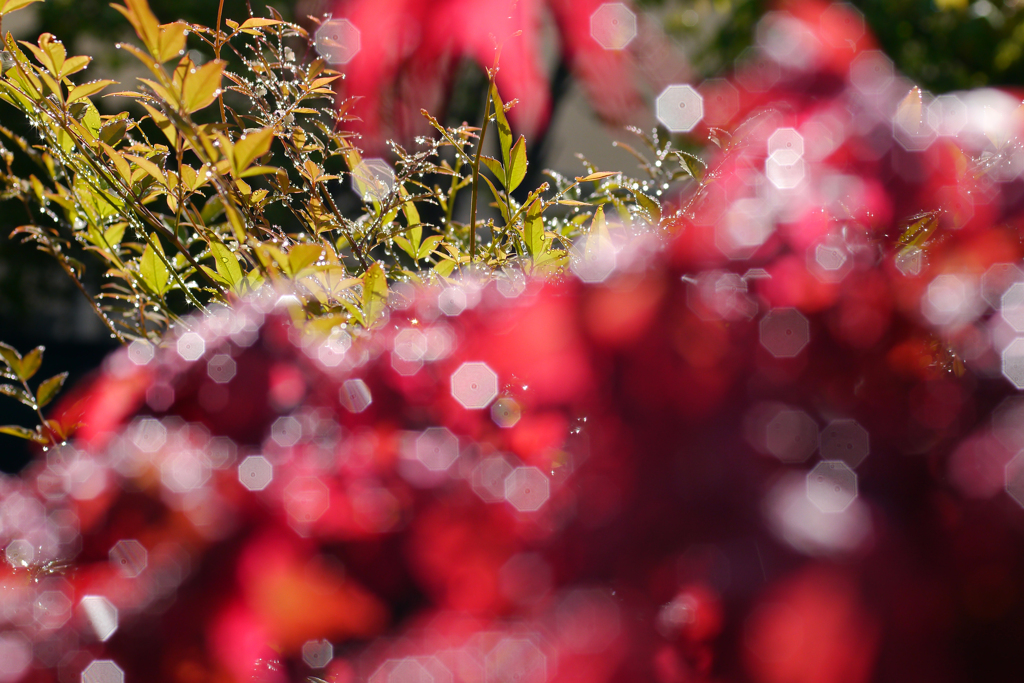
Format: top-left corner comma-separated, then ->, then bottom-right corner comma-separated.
0,425 -> 40,441
233,127 -> 275,175
489,81 -> 512,169
507,135 -> 527,192
524,198 -> 545,259
363,262 -> 388,327
287,244 -> 324,277
0,0 -> 44,15
209,241 -> 243,288
20,345 -> 42,380
0,384 -> 34,407
140,236 -> 171,296
182,60 -> 226,114
0,342 -> 22,375
36,372 -> 68,408
480,155 -> 505,187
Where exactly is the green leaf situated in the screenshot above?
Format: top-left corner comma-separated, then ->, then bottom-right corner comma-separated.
209,241 -> 243,288
524,198 -> 545,259
182,60 -> 225,114
480,155 -> 505,186
417,235 -> 444,261
287,244 -> 323,277
36,372 -> 67,408
507,135 -> 527,192
0,425 -> 38,441
631,189 -> 662,226
139,236 -> 171,296
0,0 -> 43,14
67,79 -> 116,105
0,384 -> 34,407
20,346 -> 42,380
233,127 -> 275,175
675,151 -> 706,181
0,342 -> 22,374
362,262 -> 388,327
104,223 -> 127,248
479,173 -> 509,223
489,81 -> 512,169
576,171 -> 620,183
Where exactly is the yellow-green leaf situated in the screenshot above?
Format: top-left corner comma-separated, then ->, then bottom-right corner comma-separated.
155,22 -> 187,63
480,155 -> 504,186
67,79 -> 116,104
36,372 -> 68,408
0,425 -> 40,441
362,262 -> 388,327
233,127 -> 274,175
0,342 -> 21,373
209,240 -> 243,287
139,236 -> 170,295
288,244 -> 323,277
20,345 -> 42,380
182,60 -> 225,114
576,171 -> 619,183
0,0 -> 43,15
489,81 -> 512,169
238,17 -> 282,29
507,134 -> 527,193
524,198 -> 545,259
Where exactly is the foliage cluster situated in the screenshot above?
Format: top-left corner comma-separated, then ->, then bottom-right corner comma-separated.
0,0 -> 696,447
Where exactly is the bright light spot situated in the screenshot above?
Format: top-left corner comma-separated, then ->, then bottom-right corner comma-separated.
130,417 -> 167,453
485,638 -> 547,683
302,639 -> 334,669
927,94 -> 969,136
849,50 -> 894,95
768,128 -> 804,157
505,466 -> 550,512
160,449 -> 210,493
387,658 -> 433,683
5,539 -> 34,568
284,477 -> 330,525
1001,338 -> 1024,389
0,632 -> 31,682
81,660 -> 124,683
109,539 -> 147,578
810,239 -> 851,282
176,332 -> 205,361
655,84 -> 703,133
569,233 -> 617,283
394,328 -> 427,362
806,461 -> 858,513
686,270 -> 757,321
759,308 -> 810,358
497,269 -> 527,298
34,590 -> 72,629
716,198 -> 774,259
318,328 -> 351,367
1001,282 -> 1024,331
982,263 -> 1024,308
271,416 -> 303,448
765,408 -> 819,463
207,354 -> 236,383
472,455 -> 515,503
127,340 -> 154,365
415,427 -> 460,471
340,378 -> 372,413
491,397 -> 522,428
766,472 -> 872,556
766,148 -> 805,189
451,362 -> 499,409
424,326 -> 454,361
923,273 -> 980,329
438,287 -> 467,316
352,159 -> 394,203
314,18 -> 360,65
819,419 -> 870,468
239,455 -> 273,491
589,3 -> 637,50
80,595 -> 118,642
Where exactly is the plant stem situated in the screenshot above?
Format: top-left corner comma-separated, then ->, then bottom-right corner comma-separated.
469,84 -> 493,264
215,0 -> 226,124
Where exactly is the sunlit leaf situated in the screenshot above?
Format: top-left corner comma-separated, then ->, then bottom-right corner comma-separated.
20,346 -> 42,380
36,372 -> 68,408
507,135 -> 528,192
524,198 -> 545,259
0,0 -> 43,15
490,81 -> 512,169
209,240 -> 243,288
362,262 -> 388,327
67,79 -> 117,105
0,425 -> 39,441
233,127 -> 274,175
0,384 -> 34,407
182,60 -> 225,114
139,235 -> 171,296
